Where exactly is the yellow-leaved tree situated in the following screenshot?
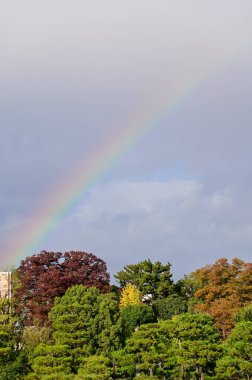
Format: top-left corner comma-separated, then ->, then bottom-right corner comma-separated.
119,283 -> 142,308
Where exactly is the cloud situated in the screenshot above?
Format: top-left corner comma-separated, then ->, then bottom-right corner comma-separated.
35,179 -> 251,280
0,1 -> 252,276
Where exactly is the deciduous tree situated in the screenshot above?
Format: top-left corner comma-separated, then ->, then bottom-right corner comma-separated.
120,283 -> 142,308
15,251 -> 110,325
193,258 -> 252,337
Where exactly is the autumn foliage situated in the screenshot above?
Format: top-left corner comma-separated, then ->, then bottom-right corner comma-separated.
119,283 -> 142,308
0,255 -> 252,379
193,257 -> 252,337
14,250 -> 110,325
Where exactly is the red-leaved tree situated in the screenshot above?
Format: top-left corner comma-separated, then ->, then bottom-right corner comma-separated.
14,250 -> 110,325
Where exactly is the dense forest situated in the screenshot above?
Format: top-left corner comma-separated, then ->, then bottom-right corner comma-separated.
0,251 -> 251,380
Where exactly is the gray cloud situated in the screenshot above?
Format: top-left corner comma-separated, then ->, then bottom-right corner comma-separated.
0,1 -> 252,274
40,180 -> 252,280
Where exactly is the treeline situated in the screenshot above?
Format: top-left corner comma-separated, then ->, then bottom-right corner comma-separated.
0,251 -> 251,379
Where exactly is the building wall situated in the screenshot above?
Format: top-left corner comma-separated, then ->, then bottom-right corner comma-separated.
0,272 -> 11,299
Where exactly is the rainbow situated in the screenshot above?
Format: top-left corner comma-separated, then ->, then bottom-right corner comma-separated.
1,53 -> 235,267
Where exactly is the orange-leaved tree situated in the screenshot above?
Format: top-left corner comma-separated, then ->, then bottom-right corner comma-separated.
193,257 -> 252,338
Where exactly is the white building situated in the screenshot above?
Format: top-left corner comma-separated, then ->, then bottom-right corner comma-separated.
0,272 -> 11,299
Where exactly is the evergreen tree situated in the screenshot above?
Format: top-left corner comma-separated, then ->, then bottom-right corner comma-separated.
93,293 -> 123,356
49,285 -> 122,372
152,294 -> 187,321
76,355 -> 113,379
124,322 -> 168,378
115,260 -> 173,300
28,343 -> 72,379
121,304 -> 156,339
161,313 -> 221,380
216,321 -> 252,379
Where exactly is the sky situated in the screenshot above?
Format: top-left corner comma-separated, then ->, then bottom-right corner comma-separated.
0,0 -> 252,281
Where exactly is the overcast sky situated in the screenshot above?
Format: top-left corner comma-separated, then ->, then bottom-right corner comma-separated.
1,1 -> 252,280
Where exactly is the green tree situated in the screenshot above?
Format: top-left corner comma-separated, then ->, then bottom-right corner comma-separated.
112,349 -> 136,379
235,303 -> 252,323
28,343 -> 72,379
152,294 -> 187,321
175,273 -> 199,311
216,321 -> 252,379
161,313 -> 221,380
0,297 -> 27,379
21,322 -> 52,361
93,293 -> 123,356
49,285 -> 100,369
0,274 -> 32,380
124,323 -> 168,378
115,260 -> 173,300
49,285 -> 122,372
121,304 -> 156,340
76,355 -> 112,380
0,330 -> 12,365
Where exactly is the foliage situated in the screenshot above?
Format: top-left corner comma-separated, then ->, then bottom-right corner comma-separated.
121,304 -> 156,339
76,355 -> 112,379
120,283 -> 142,308
112,349 -> 136,378
193,258 -> 252,337
93,292 -> 123,356
115,259 -> 173,300
15,250 -> 110,325
0,357 -> 27,380
0,297 -> 24,376
119,315 -> 221,379
0,294 -> 30,379
49,285 -> 100,370
124,322 -> 168,378
28,343 -> 72,379
152,294 -> 187,321
0,330 -> 12,365
175,273 -> 199,311
161,313 -> 221,379
120,313 -> 220,380
49,285 -> 122,372
0,255 -> 251,378
234,302 -> 252,323
21,322 -> 52,360
216,321 -> 252,379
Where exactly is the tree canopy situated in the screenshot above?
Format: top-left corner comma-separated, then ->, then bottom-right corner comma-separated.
0,255 -> 251,379
216,321 -> 252,379
192,258 -> 252,337
48,285 -> 122,372
14,251 -> 110,325
115,259 -> 173,300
